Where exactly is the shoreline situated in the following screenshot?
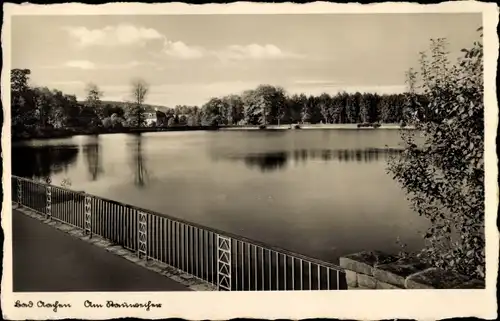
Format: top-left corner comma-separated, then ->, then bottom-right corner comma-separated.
220,124 -> 414,131
12,123 -> 414,141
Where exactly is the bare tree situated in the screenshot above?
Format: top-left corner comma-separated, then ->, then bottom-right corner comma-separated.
130,78 -> 149,127
85,83 -> 104,119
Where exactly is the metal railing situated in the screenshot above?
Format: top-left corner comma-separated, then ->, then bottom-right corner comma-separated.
11,175 -> 347,291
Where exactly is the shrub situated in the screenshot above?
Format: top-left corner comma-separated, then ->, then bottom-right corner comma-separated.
259,125 -> 267,130
388,28 -> 484,279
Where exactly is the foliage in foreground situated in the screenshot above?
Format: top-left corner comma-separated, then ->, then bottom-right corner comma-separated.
388,28 -> 485,279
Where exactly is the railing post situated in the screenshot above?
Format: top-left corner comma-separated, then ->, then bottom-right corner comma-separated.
138,211 -> 147,259
84,194 -> 92,237
46,185 -> 52,219
217,234 -> 232,291
17,178 -> 23,206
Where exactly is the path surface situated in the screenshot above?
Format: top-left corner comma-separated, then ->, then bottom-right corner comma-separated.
12,210 -> 190,292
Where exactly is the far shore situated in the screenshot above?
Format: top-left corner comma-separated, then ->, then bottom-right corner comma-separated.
220,123 -> 415,131
12,123 -> 414,142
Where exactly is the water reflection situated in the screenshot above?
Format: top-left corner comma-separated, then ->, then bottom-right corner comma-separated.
217,148 -> 403,172
244,152 -> 288,172
83,136 -> 103,181
128,134 -> 149,188
12,145 -> 79,179
292,148 -> 402,163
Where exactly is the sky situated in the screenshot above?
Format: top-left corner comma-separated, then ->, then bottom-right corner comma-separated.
11,13 -> 481,107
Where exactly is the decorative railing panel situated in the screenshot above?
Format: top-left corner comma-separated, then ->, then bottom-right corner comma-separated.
11,175 -> 346,291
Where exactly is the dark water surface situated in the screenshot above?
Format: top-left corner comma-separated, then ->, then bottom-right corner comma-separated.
12,130 -> 429,263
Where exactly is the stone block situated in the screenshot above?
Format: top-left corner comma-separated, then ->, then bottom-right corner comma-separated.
405,268 -> 470,289
147,265 -> 163,273
340,251 -> 398,276
123,254 -> 141,263
169,275 -> 184,283
189,284 -> 214,291
145,261 -> 164,273
115,249 -> 130,256
136,259 -> 148,268
376,281 -> 402,289
107,245 -> 129,256
59,225 -> 73,232
68,230 -> 81,237
96,240 -> 113,248
180,274 -> 195,280
339,257 -> 372,276
345,270 -> 358,287
357,273 -> 377,289
374,258 -> 428,288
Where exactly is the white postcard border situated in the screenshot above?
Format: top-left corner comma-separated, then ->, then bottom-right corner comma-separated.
1,2 -> 499,320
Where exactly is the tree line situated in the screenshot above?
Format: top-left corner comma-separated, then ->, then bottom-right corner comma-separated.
163,87 -> 429,127
11,68 -> 430,139
10,70 -> 152,139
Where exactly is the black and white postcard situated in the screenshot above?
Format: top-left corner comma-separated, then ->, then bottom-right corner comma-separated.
1,2 -> 498,320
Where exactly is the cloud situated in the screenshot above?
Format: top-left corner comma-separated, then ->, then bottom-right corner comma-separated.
47,80 -> 86,86
64,23 -> 301,61
160,40 -> 303,61
47,60 -> 157,70
215,44 -> 304,61
163,40 -> 206,60
64,24 -> 163,47
64,60 -> 96,69
103,61 -> 158,69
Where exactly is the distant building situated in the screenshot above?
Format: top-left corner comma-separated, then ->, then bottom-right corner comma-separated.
144,112 -> 157,126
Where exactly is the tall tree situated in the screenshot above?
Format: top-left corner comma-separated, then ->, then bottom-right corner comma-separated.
32,87 -> 54,128
318,93 -> 331,123
345,94 -> 357,123
222,94 -> 244,125
85,83 -> 103,119
201,97 -> 224,126
298,94 -> 309,124
270,86 -> 287,126
129,78 -> 149,127
11,69 -> 37,131
241,85 -> 285,126
359,93 -> 370,123
367,93 -> 381,123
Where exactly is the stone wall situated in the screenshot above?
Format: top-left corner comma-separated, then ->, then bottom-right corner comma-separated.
339,251 -> 485,290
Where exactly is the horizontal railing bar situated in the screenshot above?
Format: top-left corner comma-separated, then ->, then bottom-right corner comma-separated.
11,175 -> 344,272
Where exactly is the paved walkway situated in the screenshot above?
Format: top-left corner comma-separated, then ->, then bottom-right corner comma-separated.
13,210 -> 190,292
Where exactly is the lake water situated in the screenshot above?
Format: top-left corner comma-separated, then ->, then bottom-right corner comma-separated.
12,129 -> 429,263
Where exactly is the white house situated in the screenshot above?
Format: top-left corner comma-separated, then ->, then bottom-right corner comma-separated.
144,112 -> 157,126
